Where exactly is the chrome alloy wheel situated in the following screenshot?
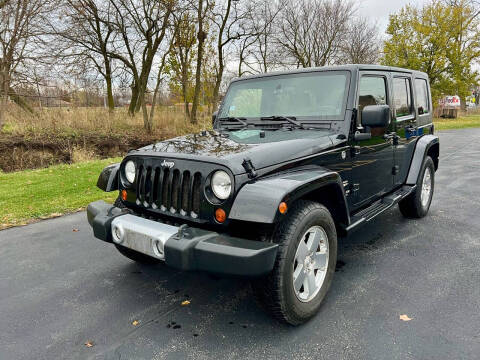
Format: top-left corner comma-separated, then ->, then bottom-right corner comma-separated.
292,226 -> 329,303
421,166 -> 433,208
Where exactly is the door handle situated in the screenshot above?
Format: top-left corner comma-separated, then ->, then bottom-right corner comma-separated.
382,132 -> 396,140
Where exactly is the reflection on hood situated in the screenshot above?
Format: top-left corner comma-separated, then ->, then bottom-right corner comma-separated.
135,129 -> 337,175
140,131 -> 249,157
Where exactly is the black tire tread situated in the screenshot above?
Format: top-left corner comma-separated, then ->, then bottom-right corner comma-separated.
253,200 -> 336,325
399,156 -> 435,218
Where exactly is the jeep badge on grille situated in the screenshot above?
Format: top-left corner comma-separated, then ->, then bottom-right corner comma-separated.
160,160 -> 174,168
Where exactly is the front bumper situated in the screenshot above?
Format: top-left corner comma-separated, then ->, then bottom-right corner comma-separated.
86,200 -> 278,276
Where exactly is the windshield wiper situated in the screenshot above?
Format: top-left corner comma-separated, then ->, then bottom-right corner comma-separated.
260,115 -> 305,129
218,116 -> 248,127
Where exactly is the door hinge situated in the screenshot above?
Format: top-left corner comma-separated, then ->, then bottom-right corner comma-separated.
392,165 -> 400,175
242,157 -> 257,179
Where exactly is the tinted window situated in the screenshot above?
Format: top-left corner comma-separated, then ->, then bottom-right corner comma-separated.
415,79 -> 429,114
358,76 -> 387,125
220,71 -> 349,121
358,76 -> 387,106
393,77 -> 412,118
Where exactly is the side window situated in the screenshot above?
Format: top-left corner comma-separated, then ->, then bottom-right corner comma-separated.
393,77 -> 413,118
415,79 -> 429,115
358,76 -> 387,125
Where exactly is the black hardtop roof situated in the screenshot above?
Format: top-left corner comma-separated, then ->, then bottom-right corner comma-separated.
230,64 -> 429,82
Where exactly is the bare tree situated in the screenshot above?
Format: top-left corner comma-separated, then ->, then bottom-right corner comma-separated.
237,0 -> 282,75
276,0 -> 355,68
0,0 -> 50,127
339,17 -> 381,64
55,0 -> 116,110
190,0 -> 210,124
107,0 -> 174,128
168,11 -> 197,119
210,0 -> 252,106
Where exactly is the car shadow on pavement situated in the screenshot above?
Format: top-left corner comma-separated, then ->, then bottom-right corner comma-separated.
110,207 -> 404,327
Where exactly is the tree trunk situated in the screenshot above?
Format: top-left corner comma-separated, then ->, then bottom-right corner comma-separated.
149,73 -> 162,126
135,52 -> 156,113
212,62 -> 224,107
0,68 -> 9,129
190,0 -> 205,124
0,96 -> 5,129
141,94 -> 152,133
105,64 -> 115,111
129,83 -> 139,116
181,72 -> 190,120
135,80 -> 147,113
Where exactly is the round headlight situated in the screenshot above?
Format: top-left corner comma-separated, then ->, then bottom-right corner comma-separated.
211,170 -> 232,200
125,161 -> 136,183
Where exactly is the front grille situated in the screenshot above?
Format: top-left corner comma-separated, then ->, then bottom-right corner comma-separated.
135,165 -> 203,218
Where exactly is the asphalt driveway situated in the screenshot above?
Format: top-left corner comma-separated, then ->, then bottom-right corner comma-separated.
1,128 -> 479,360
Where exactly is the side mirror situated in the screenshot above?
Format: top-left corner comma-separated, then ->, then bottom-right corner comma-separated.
212,111 -> 218,126
361,105 -> 390,128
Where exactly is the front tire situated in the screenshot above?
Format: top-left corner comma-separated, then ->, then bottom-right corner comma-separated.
399,156 -> 435,218
252,200 -> 337,325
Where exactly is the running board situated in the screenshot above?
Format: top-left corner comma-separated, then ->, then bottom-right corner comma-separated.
346,185 -> 416,232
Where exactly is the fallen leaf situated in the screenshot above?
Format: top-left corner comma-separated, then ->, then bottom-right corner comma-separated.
84,340 -> 94,348
132,320 -> 139,326
73,228 -> 79,232
399,314 -> 412,321
181,300 -> 190,306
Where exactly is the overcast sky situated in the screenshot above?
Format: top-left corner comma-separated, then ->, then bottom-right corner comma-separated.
357,0 -> 429,35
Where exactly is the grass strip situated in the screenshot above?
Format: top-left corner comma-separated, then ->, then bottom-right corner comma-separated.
434,115 -> 480,130
0,158 -> 121,230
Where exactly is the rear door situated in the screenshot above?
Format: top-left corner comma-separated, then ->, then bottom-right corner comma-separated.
392,74 -> 419,186
351,71 -> 395,208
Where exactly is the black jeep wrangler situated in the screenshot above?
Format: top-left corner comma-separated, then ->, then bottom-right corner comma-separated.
87,65 -> 439,325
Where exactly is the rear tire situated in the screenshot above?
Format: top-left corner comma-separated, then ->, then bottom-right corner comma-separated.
252,200 -> 337,325
399,156 -> 435,218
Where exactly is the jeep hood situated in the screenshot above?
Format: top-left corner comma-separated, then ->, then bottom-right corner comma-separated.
133,129 -> 336,175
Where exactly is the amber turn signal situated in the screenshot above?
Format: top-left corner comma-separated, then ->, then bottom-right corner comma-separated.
215,208 -> 226,223
121,189 -> 127,201
279,202 -> 288,214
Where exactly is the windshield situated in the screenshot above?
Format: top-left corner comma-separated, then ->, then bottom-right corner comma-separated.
219,71 -> 350,121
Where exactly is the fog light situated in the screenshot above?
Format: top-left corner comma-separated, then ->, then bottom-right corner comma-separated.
112,224 -> 124,243
121,189 -> 127,201
152,239 -> 164,258
215,208 -> 226,223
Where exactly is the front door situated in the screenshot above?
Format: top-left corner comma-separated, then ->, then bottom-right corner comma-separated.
350,72 -> 395,209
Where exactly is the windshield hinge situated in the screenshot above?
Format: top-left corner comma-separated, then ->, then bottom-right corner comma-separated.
349,109 -> 358,140
242,158 -> 257,179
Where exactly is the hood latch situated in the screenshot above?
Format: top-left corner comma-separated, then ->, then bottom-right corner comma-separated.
242,158 -> 257,179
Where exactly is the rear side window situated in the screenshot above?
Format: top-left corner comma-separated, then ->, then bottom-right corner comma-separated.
415,79 -> 429,115
393,77 -> 412,118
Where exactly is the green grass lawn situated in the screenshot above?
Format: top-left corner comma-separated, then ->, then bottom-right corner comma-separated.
434,114 -> 480,130
0,158 -> 121,230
